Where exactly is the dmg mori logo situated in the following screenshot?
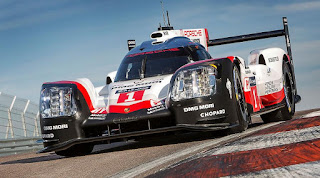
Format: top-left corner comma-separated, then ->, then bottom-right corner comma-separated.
43,124 -> 68,131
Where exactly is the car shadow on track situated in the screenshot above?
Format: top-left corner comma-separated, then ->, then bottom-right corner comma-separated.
0,153 -> 63,165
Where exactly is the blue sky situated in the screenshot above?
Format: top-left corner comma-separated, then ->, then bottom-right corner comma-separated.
0,0 -> 319,111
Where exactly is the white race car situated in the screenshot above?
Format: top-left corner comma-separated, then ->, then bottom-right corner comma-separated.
39,17 -> 300,156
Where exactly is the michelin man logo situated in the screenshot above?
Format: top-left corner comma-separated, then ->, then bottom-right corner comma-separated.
226,78 -> 232,99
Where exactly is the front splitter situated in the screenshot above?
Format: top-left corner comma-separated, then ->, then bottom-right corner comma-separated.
39,123 -> 233,153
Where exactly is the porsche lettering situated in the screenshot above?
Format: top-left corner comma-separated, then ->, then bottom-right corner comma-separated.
184,30 -> 202,37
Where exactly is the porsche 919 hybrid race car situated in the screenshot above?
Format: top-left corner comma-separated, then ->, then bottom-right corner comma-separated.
39,17 -> 300,156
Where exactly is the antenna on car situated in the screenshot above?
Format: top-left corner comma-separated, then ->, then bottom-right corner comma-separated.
158,1 -> 173,30
161,1 -> 167,27
167,10 -> 171,27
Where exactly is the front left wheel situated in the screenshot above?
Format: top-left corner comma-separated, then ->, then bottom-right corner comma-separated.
229,66 -> 250,133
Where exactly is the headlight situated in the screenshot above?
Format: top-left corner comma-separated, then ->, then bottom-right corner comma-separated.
40,87 -> 77,118
171,66 -> 216,101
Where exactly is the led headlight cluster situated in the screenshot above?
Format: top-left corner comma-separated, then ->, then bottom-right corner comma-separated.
171,66 -> 216,101
40,87 -> 77,118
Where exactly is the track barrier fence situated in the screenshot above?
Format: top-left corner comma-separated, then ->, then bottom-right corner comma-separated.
0,92 -> 43,156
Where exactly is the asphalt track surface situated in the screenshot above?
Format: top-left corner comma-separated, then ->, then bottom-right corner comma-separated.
0,109 -> 319,178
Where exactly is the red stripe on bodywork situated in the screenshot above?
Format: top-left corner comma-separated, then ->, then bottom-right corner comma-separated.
260,88 -> 285,106
44,81 -> 94,111
157,138 -> 320,178
109,100 -> 152,114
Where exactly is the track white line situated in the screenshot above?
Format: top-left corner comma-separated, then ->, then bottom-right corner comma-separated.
303,110 -> 320,118
111,122 -> 283,178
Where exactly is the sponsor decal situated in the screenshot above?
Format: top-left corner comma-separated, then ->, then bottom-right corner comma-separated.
134,79 -> 163,86
249,76 -> 256,86
112,84 -> 135,90
200,109 -> 226,118
226,78 -> 232,99
245,70 -> 251,74
115,86 -> 151,94
192,39 -> 200,43
147,104 -> 166,114
42,133 -> 54,139
113,117 -> 137,123
268,56 -> 279,62
112,79 -> 163,90
183,103 -> 215,113
265,81 -> 279,95
43,124 -> 68,131
88,114 -> 106,120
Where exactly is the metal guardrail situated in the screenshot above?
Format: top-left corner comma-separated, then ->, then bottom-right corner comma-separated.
0,92 -> 42,156
0,137 -> 43,157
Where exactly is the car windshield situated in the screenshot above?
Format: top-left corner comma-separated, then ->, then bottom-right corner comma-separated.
115,47 -> 190,82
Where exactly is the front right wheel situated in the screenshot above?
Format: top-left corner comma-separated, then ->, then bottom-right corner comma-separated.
261,62 -> 295,123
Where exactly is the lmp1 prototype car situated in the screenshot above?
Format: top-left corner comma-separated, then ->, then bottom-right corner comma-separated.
39,17 -> 300,156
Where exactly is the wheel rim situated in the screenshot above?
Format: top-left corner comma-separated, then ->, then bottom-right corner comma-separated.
283,74 -> 293,113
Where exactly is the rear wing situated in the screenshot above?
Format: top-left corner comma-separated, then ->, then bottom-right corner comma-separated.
208,17 -> 299,101
208,17 -> 293,64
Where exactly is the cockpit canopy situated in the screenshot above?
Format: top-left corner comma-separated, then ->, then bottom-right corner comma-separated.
115,44 -> 211,82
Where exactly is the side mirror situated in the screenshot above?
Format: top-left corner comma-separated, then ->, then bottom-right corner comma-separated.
106,71 -> 117,85
127,40 -> 136,51
106,76 -> 112,85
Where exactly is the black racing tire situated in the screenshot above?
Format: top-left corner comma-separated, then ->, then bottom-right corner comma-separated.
55,143 -> 94,157
261,62 -> 295,123
229,66 -> 250,133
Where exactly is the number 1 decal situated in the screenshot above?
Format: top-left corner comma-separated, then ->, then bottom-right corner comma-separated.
117,90 -> 145,103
